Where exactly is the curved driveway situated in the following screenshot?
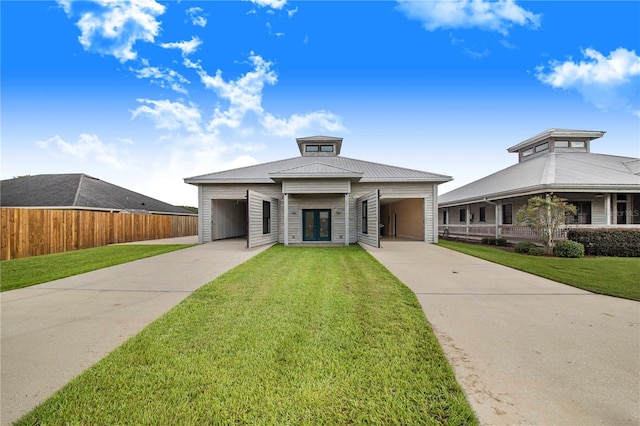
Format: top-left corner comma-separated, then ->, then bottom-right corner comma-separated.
363,241 -> 640,425
1,238 -> 270,425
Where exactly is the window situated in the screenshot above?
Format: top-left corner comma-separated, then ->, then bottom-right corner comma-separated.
305,145 -> 319,152
479,207 -> 486,222
571,141 -> 585,148
320,145 -> 334,152
566,201 -> 591,224
443,210 -> 448,225
459,209 -> 466,222
535,142 -> 549,153
521,148 -> 534,158
502,204 -> 513,225
263,201 -> 271,234
362,200 -> 368,234
555,141 -> 569,148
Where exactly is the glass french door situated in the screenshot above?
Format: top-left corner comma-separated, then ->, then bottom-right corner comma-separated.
303,209 -> 331,241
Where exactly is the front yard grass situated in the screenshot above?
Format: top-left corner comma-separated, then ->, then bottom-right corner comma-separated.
438,240 -> 640,301
0,244 -> 194,292
17,245 -> 477,425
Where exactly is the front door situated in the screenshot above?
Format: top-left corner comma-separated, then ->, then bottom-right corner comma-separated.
303,209 -> 331,241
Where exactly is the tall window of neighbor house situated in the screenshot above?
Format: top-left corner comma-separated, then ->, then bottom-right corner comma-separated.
479,207 -> 486,222
362,200 -> 368,234
263,200 -> 271,234
459,209 -> 466,222
566,201 -> 592,224
443,210 -> 447,224
502,204 -> 513,224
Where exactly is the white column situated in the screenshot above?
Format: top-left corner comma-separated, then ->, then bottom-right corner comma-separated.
344,193 -> 350,246
284,194 -> 289,246
495,203 -> 500,239
465,205 -> 470,236
604,193 -> 611,225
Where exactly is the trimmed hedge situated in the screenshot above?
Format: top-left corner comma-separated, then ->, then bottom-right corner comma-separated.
481,237 -> 508,246
567,229 -> 640,257
553,240 -> 584,258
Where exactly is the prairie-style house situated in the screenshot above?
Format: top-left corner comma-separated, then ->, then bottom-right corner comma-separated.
185,136 -> 451,248
438,129 -> 640,241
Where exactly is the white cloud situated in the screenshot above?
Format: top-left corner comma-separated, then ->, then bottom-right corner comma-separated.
249,0 -> 286,10
131,99 -> 202,133
160,36 -> 202,57
396,0 -> 540,36
197,53 -> 278,131
192,52 -> 345,137
186,7 -> 207,27
129,65 -> 190,94
536,47 -> 640,115
62,0 -> 166,62
37,134 -> 130,170
287,7 -> 298,18
266,22 -> 285,37
261,111 -> 345,138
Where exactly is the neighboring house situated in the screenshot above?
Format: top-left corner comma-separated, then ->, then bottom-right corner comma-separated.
184,136 -> 451,248
1,173 -> 194,215
438,129 -> 640,241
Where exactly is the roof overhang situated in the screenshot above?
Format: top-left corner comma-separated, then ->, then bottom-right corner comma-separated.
439,184 -> 640,207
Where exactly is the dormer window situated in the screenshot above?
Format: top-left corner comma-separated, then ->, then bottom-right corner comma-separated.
297,136 -> 343,157
508,129 -> 604,163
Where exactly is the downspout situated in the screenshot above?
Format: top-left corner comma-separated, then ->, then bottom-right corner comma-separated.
483,198 -> 499,239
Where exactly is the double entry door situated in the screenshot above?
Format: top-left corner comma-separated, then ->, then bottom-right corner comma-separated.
303,209 -> 331,241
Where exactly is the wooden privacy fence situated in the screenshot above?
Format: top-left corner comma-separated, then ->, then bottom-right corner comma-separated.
1,208 -> 198,260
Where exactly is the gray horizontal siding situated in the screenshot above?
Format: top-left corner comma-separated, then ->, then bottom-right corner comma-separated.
283,196 -> 346,244
283,179 -> 350,194
248,190 -> 278,248
357,191 -> 379,247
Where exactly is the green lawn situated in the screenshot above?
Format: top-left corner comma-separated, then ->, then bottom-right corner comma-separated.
17,245 -> 477,425
0,244 -> 194,292
438,240 -> 640,301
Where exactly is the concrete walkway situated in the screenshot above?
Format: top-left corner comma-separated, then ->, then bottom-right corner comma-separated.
1,238 -> 270,425
363,241 -> 640,425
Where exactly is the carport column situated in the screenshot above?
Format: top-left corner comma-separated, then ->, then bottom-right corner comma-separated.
604,193 -> 612,225
284,193 -> 289,246
344,193 -> 350,246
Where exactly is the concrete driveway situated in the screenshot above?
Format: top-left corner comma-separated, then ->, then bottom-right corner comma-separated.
363,241 -> 640,425
1,238 -> 270,425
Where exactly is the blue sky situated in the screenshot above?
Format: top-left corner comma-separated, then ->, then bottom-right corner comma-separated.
2,0 -> 639,206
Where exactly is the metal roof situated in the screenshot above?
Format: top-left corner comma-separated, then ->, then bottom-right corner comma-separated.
269,162 -> 363,180
439,152 -> 640,207
1,174 -> 194,215
185,155 -> 451,184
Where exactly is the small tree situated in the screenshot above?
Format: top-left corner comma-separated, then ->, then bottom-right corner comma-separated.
516,195 -> 576,255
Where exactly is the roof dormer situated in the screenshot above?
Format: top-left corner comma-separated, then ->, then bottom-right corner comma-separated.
296,136 -> 342,157
508,129 -> 605,162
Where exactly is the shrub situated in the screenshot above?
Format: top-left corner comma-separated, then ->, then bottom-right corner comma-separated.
567,229 -> 640,257
553,240 -> 584,258
514,241 -> 545,256
514,241 -> 536,253
528,247 -> 547,256
481,237 -> 508,246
